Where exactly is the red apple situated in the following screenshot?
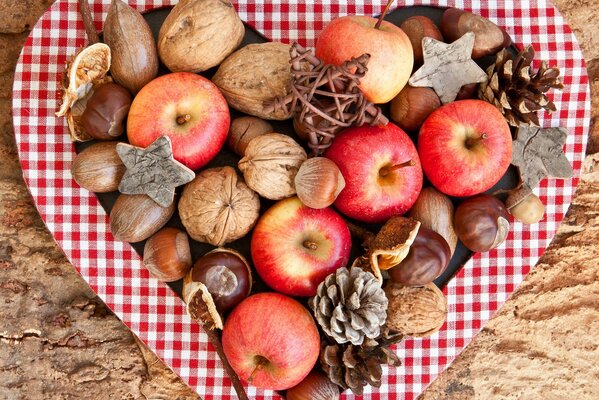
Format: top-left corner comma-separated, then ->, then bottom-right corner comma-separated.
251,197 -> 351,297
418,99 -> 512,197
325,123 -> 423,223
315,16 -> 414,104
127,72 -> 229,170
222,293 -> 320,391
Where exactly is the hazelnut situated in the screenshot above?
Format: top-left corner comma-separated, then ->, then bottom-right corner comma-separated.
506,185 -> 545,224
80,83 -> 132,140
110,194 -> 175,243
71,141 -> 126,193
143,227 -> 192,282
388,226 -> 451,286
385,282 -> 447,337
454,194 -> 510,252
294,157 -> 345,209
238,133 -> 307,200
183,248 -> 252,314
400,16 -> 443,65
390,86 -> 441,132
286,371 -> 340,400
227,116 -> 273,156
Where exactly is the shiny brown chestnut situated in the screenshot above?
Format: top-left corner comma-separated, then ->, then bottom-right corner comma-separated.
388,226 -> 451,286
286,370 -> 340,400
143,227 -> 192,282
454,194 -> 510,252
80,83 -> 132,140
183,248 -> 252,314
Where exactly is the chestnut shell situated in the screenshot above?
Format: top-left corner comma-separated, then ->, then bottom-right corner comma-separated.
454,194 -> 510,252
388,226 -> 451,286
189,249 -> 251,313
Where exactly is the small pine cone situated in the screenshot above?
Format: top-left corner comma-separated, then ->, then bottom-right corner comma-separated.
320,327 -> 402,395
310,267 -> 387,346
478,45 -> 564,127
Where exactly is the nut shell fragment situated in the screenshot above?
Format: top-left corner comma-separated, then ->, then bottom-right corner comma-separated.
184,281 -> 223,330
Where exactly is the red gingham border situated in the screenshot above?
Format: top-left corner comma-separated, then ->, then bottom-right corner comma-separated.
12,1 -> 590,399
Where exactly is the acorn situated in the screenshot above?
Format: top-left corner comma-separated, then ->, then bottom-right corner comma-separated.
143,227 -> 192,282
506,185 -> 545,224
390,86 -> 441,132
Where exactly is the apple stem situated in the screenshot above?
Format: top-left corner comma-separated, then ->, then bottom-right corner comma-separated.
176,114 -> 191,125
203,324 -> 249,400
379,159 -> 415,177
303,240 -> 318,251
466,133 -> 488,148
247,356 -> 269,383
374,0 -> 395,29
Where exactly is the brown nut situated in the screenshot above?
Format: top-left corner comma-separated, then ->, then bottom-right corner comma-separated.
390,86 -> 441,132
407,187 -> 457,255
440,8 -> 507,59
110,194 -> 175,243
71,141 -> 126,193
286,371 -> 340,400
506,185 -> 545,224
454,194 -> 510,252
143,227 -> 192,282
400,16 -> 443,65
294,157 -> 345,209
388,226 -> 451,286
227,116 -> 273,156
183,248 -> 251,314
455,82 -> 479,100
80,83 -> 132,140
385,282 -> 447,337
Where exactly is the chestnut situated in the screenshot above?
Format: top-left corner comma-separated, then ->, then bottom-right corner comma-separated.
388,226 -> 451,286
143,227 -> 192,282
400,16 -> 443,65
454,194 -> 510,252
286,371 -> 340,400
80,82 -> 132,140
183,248 -> 252,314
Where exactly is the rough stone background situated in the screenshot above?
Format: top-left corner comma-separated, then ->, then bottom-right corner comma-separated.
0,1 -> 597,399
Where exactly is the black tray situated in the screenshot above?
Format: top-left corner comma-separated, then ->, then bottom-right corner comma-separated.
75,5 -> 519,299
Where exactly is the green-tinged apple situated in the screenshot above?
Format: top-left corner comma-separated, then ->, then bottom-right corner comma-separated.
127,72 -> 229,170
251,197 -> 351,297
222,293 -> 320,391
325,123 -> 423,223
418,99 -> 512,197
315,3 -> 413,103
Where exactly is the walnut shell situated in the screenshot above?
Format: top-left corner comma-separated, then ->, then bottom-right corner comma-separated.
158,0 -> 244,73
179,166 -> 260,246
212,42 -> 293,120
384,282 -> 447,337
238,133 -> 307,200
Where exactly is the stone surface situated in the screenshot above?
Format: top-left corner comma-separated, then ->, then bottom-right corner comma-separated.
0,0 -> 597,399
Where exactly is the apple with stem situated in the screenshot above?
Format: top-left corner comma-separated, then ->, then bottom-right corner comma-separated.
315,0 -> 413,103
251,197 -> 351,297
418,99 -> 512,197
325,123 -> 423,223
127,72 -> 229,170
222,293 -> 320,391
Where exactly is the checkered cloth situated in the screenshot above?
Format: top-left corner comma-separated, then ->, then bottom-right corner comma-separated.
12,1 -> 590,399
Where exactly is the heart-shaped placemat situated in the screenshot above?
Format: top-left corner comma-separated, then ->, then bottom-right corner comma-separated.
12,1 -> 590,399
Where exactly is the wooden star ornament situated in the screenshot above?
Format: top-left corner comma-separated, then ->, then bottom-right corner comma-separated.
409,32 -> 488,104
117,136 -> 195,207
511,124 -> 573,189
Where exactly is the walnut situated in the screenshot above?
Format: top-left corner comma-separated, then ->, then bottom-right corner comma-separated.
384,282 -> 447,337
178,166 -> 260,246
238,133 -> 307,200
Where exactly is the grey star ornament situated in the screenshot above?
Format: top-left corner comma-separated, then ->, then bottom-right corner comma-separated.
409,32 -> 488,104
117,136 -> 195,207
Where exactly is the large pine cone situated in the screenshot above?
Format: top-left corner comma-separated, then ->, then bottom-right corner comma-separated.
310,267 -> 387,346
478,45 -> 563,127
320,328 -> 402,395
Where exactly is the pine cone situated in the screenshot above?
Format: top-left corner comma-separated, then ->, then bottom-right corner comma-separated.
320,327 -> 403,395
310,267 -> 387,346
478,45 -> 563,127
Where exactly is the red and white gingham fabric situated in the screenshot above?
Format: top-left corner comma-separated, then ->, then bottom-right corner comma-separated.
12,1 -> 590,399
